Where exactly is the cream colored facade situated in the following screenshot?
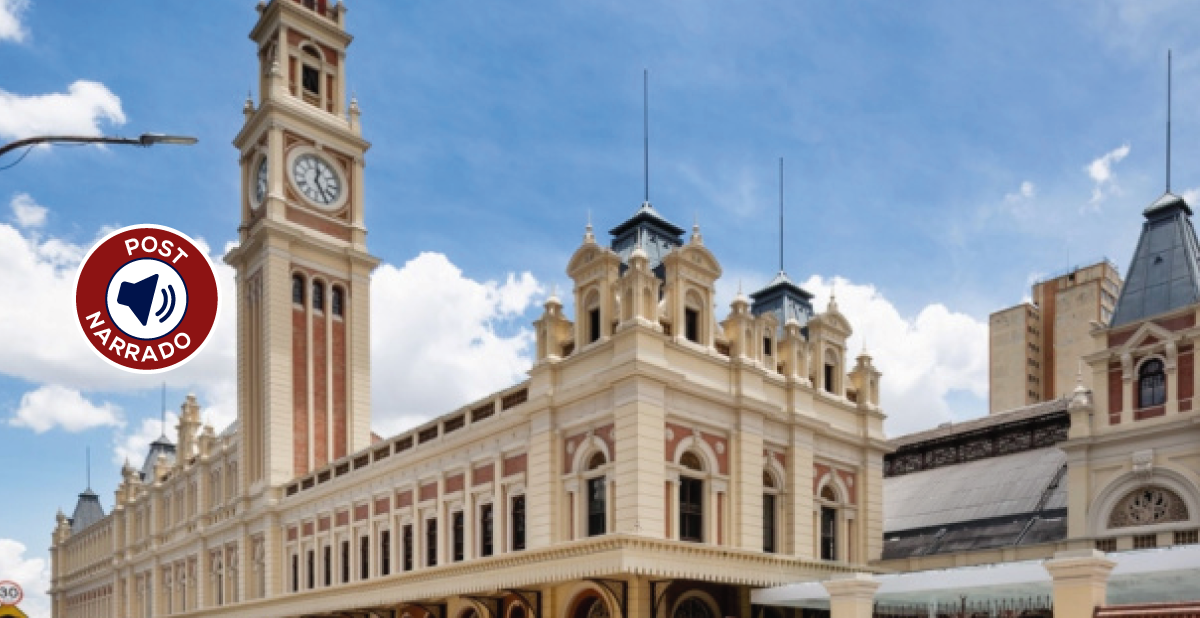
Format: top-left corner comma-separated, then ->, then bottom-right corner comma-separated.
48,2 -> 888,617
990,261 -> 1122,414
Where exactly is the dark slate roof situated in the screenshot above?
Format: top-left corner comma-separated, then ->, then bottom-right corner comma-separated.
609,202 -> 685,275
141,435 -> 176,481
888,398 -> 1069,450
1110,192 -> 1200,327
70,488 -> 106,533
882,448 -> 1068,559
749,271 -> 815,332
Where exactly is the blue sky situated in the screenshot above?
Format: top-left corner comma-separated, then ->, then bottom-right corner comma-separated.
2,1 -> 1200,612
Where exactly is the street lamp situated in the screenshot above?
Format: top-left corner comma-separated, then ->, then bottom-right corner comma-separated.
0,133 -> 198,162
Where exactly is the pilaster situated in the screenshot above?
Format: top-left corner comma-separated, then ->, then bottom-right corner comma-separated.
822,573 -> 881,618
1043,549 -> 1116,618
613,376 -> 667,536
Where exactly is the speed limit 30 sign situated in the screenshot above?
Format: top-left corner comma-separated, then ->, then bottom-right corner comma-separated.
0,581 -> 21,607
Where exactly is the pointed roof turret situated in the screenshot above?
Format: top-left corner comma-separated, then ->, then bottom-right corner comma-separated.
70,487 -> 105,533
609,202 -> 685,276
141,434 -> 176,482
1110,191 -> 1200,327
750,271 -> 816,334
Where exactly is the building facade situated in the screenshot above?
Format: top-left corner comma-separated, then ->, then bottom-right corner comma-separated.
989,260 -> 1123,414
48,2 -> 888,617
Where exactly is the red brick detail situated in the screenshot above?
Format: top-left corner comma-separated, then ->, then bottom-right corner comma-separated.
664,481 -> 672,538
445,473 -> 464,494
318,516 -> 330,532
287,526 -> 298,542
472,463 -> 494,486
1109,370 -> 1123,424
312,312 -> 328,468
374,496 -> 390,515
293,307 -> 309,476
354,504 -> 369,522
1109,313 -> 1197,347
503,453 -> 527,477
836,470 -> 858,505
664,423 -> 728,474
302,521 -> 314,537
1143,335 -> 1160,346
419,482 -> 438,502
1135,406 -> 1166,421
335,510 -> 349,527
698,433 -> 728,475
1181,399 -> 1192,412
764,449 -> 786,468
332,311 -> 347,460
396,490 -> 413,508
563,424 -> 616,473
813,463 -> 832,494
1181,352 -> 1194,400
664,422 -> 690,462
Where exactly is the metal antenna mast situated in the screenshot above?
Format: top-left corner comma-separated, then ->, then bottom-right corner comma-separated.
161,383 -> 167,438
779,157 -> 785,273
86,447 -> 91,490
644,69 -> 650,203
1167,49 -> 1173,192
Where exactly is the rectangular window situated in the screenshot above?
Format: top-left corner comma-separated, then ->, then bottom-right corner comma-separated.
821,506 -> 837,560
588,476 -> 607,536
452,511 -> 465,562
306,550 -> 314,589
480,504 -> 494,557
763,494 -> 777,553
359,536 -> 369,580
763,337 -> 772,357
323,546 -> 331,587
512,496 -> 526,551
679,477 -> 703,542
402,525 -> 413,571
1095,538 -> 1116,552
824,364 -> 835,394
685,308 -> 699,342
291,554 -> 299,592
1133,534 -> 1157,549
380,530 -> 391,576
302,65 -> 320,94
589,308 -> 601,343
340,541 -> 349,584
1175,529 -> 1199,545
426,519 -> 438,567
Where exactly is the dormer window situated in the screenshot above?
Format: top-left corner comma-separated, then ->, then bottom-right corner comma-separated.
1138,359 -> 1166,408
763,337 -> 773,357
824,363 -> 835,394
588,308 -> 601,343
685,308 -> 699,343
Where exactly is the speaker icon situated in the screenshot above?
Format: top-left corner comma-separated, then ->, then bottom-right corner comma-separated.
117,274 -> 160,326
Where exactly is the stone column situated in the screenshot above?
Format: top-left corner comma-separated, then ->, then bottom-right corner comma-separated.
822,573 -> 881,618
1042,549 -> 1116,618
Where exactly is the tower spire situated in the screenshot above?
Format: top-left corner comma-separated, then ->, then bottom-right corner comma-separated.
643,69 -> 650,204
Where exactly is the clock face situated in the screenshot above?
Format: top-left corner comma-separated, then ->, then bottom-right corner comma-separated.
252,157 -> 268,208
290,153 -> 343,209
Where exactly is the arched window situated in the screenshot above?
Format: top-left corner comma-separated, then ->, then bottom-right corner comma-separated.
312,281 -> 325,312
586,452 -> 607,537
300,45 -> 321,95
673,597 -> 714,618
684,290 -> 703,343
763,470 -> 779,554
819,485 -> 838,561
679,451 -> 704,543
331,286 -> 344,317
573,597 -> 611,618
585,291 -> 601,344
292,274 -> 305,305
1138,359 -> 1166,408
823,351 -> 839,394
1108,485 -> 1189,529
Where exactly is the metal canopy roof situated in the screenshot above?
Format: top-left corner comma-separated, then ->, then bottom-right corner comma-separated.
752,545 -> 1200,608
1110,191 -> 1200,327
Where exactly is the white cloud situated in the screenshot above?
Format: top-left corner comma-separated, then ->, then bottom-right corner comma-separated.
1004,180 -> 1036,203
0,80 -> 126,142
370,252 -> 542,437
0,538 -> 50,618
10,192 -> 46,228
9,384 -> 122,433
1085,143 -> 1130,207
1183,187 -> 1199,206
801,275 -> 989,434
0,0 -> 28,43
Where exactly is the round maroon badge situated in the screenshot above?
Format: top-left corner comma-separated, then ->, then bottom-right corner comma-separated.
75,224 -> 220,374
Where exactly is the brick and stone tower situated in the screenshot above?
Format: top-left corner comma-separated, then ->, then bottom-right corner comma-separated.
226,0 -> 379,493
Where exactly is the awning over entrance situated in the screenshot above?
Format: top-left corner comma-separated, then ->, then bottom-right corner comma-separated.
753,545 -> 1200,609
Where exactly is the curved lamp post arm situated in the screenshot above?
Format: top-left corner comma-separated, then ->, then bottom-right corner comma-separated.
0,133 -> 198,158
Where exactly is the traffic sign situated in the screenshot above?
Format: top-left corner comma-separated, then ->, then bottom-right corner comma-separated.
0,581 -> 21,607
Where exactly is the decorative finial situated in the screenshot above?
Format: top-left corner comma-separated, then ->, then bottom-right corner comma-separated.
691,215 -> 703,245
243,91 -> 254,116
583,211 -> 595,243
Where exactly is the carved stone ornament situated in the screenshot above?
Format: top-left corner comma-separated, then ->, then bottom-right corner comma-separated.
1108,485 -> 1189,528
1132,449 -> 1155,480
665,427 -> 674,441
715,441 -> 725,455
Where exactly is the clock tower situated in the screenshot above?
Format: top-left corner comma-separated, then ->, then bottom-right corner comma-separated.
226,0 -> 379,492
